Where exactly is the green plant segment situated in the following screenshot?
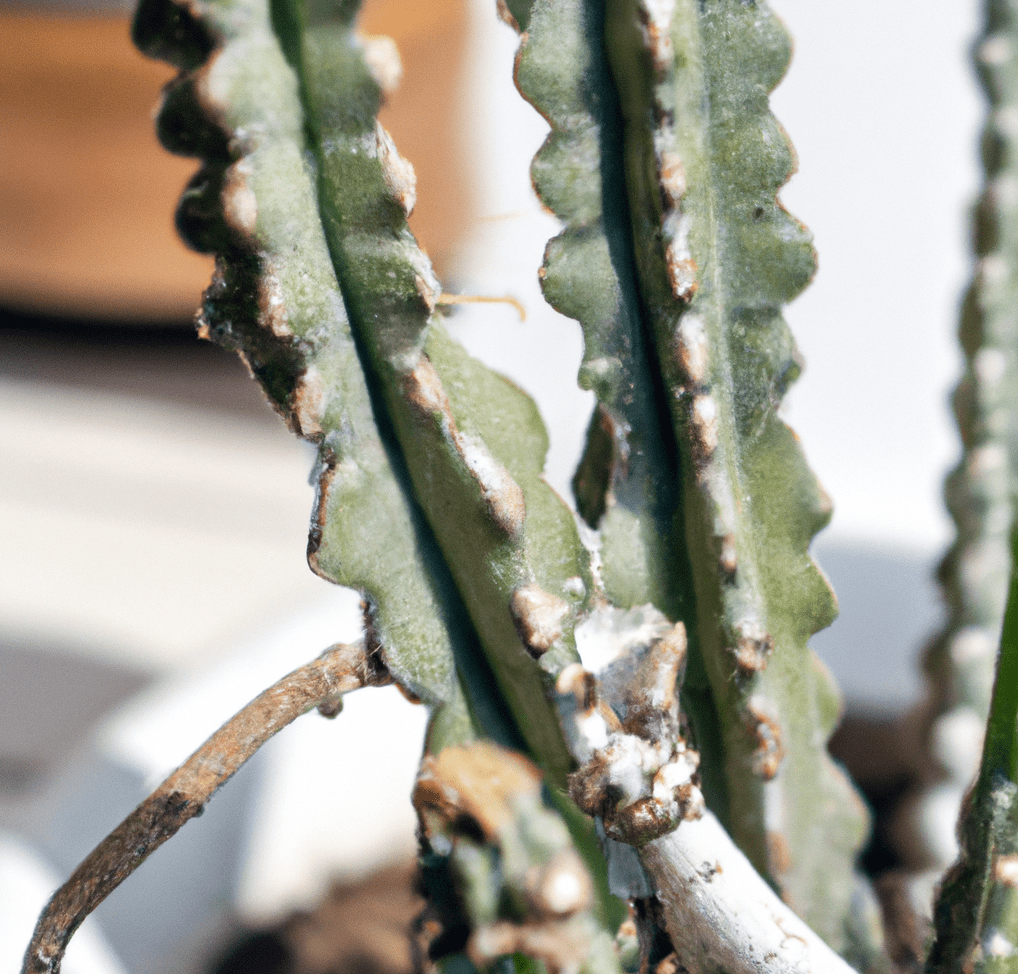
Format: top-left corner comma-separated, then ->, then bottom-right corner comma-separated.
905,0 -> 1018,886
142,0 -> 464,712
515,0 -> 876,958
415,742 -> 623,974
607,0 -> 880,951
927,524 -> 1018,972
921,4 -> 1018,963
282,0 -> 600,778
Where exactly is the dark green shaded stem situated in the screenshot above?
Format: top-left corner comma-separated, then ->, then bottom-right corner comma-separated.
927,524 -> 1018,973
987,569 -> 1018,783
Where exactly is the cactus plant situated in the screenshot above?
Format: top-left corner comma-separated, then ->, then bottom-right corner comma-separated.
890,0 -> 1018,906
20,0 -> 1018,972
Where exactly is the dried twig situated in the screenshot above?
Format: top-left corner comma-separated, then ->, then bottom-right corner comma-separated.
22,641 -> 388,974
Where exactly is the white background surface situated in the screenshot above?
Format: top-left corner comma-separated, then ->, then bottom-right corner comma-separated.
773,0 -> 981,551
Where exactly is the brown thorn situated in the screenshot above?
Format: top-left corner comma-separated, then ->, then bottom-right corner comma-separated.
510,585 -> 569,657
495,0 -> 520,31
438,292 -> 527,322
624,623 -> 687,738
22,642 -> 386,974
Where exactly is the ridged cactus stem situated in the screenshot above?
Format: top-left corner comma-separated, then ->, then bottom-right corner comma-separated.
601,0 -> 876,958
508,0 -> 725,813
904,0 -> 1018,886
134,0 -> 468,719
508,0 -> 879,957
414,742 -> 624,974
277,0 -> 599,782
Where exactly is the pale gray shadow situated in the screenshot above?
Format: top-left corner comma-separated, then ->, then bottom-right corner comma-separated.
810,537 -> 943,714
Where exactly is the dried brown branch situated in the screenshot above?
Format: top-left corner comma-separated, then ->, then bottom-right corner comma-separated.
22,641 -> 389,974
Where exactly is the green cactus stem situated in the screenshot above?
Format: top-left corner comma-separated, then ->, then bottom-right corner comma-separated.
904,0 -> 1018,888
510,0 -> 707,722
276,0 -> 602,783
601,0 -> 876,957
134,0 -> 465,713
509,0 -> 743,833
414,741 -> 624,974
926,524 -> 1018,972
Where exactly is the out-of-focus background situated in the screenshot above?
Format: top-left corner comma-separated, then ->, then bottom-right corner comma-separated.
0,0 -> 984,972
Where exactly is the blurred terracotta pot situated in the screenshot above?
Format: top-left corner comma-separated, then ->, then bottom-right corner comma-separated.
0,0 -> 470,322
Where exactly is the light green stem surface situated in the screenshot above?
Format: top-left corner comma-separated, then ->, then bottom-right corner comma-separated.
602,0 -> 877,959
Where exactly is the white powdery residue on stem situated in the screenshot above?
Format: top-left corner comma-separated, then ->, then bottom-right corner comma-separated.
222,160 -> 259,238
639,0 -> 676,72
575,519 -> 605,600
607,736 -> 655,805
674,313 -> 708,386
690,394 -> 719,455
995,855 -> 1018,887
556,664 -> 613,763
643,812 -> 859,974
360,34 -> 402,94
974,347 -> 1008,386
455,431 -> 526,537
930,707 -> 985,781
950,625 -> 997,666
982,930 -> 1016,959
375,122 -> 417,217
292,365 -> 326,438
509,584 -> 570,655
574,603 -> 674,675
652,749 -> 697,802
573,708 -> 611,762
979,34 -> 1011,67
